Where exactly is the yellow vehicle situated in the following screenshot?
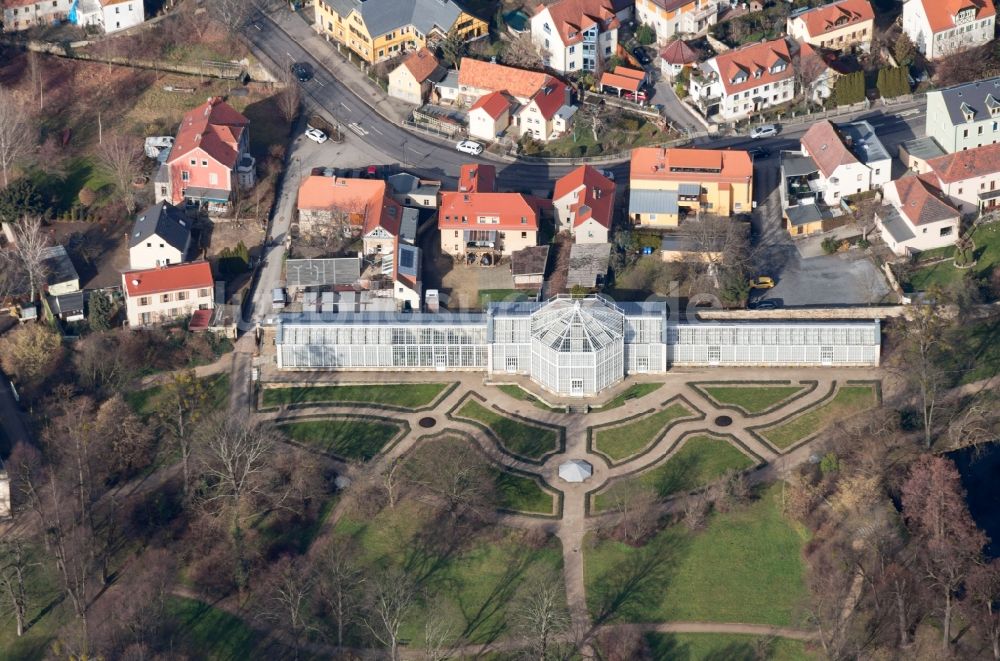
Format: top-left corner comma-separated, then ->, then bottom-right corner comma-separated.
748,276 -> 775,289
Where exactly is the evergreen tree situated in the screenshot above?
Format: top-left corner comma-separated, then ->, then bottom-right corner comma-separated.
87,290 -> 115,331
0,179 -> 45,224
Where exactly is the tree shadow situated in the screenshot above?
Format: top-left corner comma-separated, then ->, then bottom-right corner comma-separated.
653,452 -> 700,499
400,511 -> 479,587
453,543 -> 535,644
589,533 -> 687,627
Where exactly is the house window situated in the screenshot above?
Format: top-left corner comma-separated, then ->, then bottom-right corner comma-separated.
161,294 -> 171,303
569,46 -> 575,53
941,226 -> 953,236
521,231 -> 527,238
198,288 -> 210,298
209,173 -> 218,186
138,296 -> 149,306
160,185 -> 167,196
181,170 -> 190,182
201,160 -> 208,166
190,159 -> 196,165
146,242 -> 151,247
177,291 -> 187,301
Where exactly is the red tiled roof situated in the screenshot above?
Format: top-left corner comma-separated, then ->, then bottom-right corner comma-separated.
891,175 -> 961,225
645,0 -> 700,11
400,48 -> 441,83
925,141 -> 1000,183
297,176 -> 400,235
527,80 -> 569,120
438,192 -> 539,231
122,261 -> 213,297
168,97 -> 249,169
919,0 -> 995,34
600,71 -> 642,93
792,0 -> 874,38
458,164 -> 496,193
470,91 -> 513,119
535,0 -> 620,46
630,147 -> 753,181
458,58 -> 551,100
554,165 -> 616,229
710,38 -> 793,97
800,120 -> 858,178
660,39 -> 699,65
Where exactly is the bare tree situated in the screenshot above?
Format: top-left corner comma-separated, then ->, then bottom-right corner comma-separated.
683,214 -> 754,270
795,47 -> 830,105
604,482 -> 660,546
362,567 -> 418,661
209,0 -> 255,36
502,32 -> 546,70
512,567 -> 570,660
965,559 -> 1000,660
11,216 -> 49,302
681,490 -> 710,531
0,87 -> 31,187
315,538 -> 365,650
0,539 -> 37,637
201,419 -> 281,520
276,78 -> 302,125
403,438 -> 496,521
96,133 -> 143,214
379,457 -> 404,510
26,51 -> 43,111
158,370 -> 210,501
894,304 -> 955,449
258,555 -> 317,659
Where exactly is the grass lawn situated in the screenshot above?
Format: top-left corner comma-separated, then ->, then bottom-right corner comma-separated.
495,470 -> 555,514
699,384 -> 805,414
478,289 -> 536,309
585,483 -> 810,626
333,500 -> 564,646
954,316 -> 1000,385
592,402 -> 694,462
600,383 -> 664,410
537,118 -> 668,158
278,418 -> 401,461
0,545 -> 68,661
456,399 -> 559,461
125,373 -> 230,418
645,632 -> 816,661
497,384 -> 561,412
262,383 -> 448,409
907,223 -> 1000,291
593,436 -> 755,510
165,596 -> 300,660
758,385 -> 878,450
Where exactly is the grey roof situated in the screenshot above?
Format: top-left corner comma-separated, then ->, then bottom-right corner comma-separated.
400,207 -> 419,243
901,137 -> 946,161
278,310 -> 487,328
677,183 -> 701,196
877,205 -> 916,243
555,105 -> 578,121
840,120 -> 889,164
629,189 -> 679,215
327,0 -> 465,39
285,258 -> 361,287
398,244 -> 420,278
935,75 -> 1000,126
129,202 -> 191,251
153,162 -> 170,184
511,245 -> 550,276
781,153 -> 819,177
41,245 -> 79,287
661,234 -> 716,252
49,291 -> 84,316
436,69 -> 460,91
567,243 -> 612,289
387,173 -> 441,197
785,203 -> 834,227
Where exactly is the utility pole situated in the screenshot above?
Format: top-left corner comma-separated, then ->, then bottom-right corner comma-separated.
98,112 -> 102,144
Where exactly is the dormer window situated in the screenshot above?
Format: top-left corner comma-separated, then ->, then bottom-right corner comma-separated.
961,101 -> 976,122
569,31 -> 577,38
754,69 -> 763,78
771,62 -> 786,74
987,94 -> 1000,116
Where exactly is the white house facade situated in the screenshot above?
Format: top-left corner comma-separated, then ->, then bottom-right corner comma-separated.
689,38 -> 795,121
901,0 -> 996,61
531,0 -> 620,74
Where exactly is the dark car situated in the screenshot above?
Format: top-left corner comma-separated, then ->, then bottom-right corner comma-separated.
750,300 -> 779,310
290,62 -> 314,82
631,46 -> 651,66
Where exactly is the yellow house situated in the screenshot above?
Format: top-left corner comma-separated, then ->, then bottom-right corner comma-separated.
314,0 -> 487,64
786,0 -> 874,54
628,147 -> 753,227
635,0 -> 719,45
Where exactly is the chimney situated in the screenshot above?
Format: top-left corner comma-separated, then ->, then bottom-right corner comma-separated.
845,135 -> 853,147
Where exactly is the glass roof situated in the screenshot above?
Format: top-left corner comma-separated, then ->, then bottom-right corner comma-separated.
530,297 -> 624,352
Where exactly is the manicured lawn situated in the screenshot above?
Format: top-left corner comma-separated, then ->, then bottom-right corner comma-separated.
600,383 -> 665,410
333,500 -> 564,646
478,289 -> 536,309
594,436 -> 755,510
592,402 -> 694,462
126,373 -> 230,418
495,470 -> 555,515
262,383 -> 447,409
908,223 -> 1000,291
278,418 -> 401,461
645,632 -> 816,661
497,384 -> 561,412
165,596 -> 300,660
0,544 -> 68,661
758,385 -> 878,450
585,483 -> 810,626
699,384 -> 805,414
456,399 -> 560,461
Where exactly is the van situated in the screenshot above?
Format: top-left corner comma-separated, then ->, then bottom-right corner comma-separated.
271,288 -> 286,310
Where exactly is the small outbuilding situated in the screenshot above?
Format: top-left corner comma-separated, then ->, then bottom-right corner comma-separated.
511,245 -> 550,289
559,459 -> 593,483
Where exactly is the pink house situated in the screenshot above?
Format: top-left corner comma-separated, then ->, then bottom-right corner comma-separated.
155,97 -> 253,214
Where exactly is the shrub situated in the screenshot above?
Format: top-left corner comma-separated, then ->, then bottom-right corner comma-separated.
621,117 -> 641,131
78,187 -> 97,207
636,23 -> 656,45
821,237 -> 838,254
857,237 -> 871,250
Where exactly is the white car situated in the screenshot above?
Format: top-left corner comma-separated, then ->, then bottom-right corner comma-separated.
305,127 -> 328,144
456,140 -> 484,156
750,124 -> 778,139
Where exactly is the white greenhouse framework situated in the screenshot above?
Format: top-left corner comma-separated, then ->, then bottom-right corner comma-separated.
275,296 -> 881,397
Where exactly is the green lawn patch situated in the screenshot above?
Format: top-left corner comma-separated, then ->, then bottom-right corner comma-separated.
585,483 -> 810,626
757,385 -> 878,450
954,316 -> 1000,385
594,435 -> 754,510
497,384 -> 561,412
278,418 -> 401,461
456,399 -> 560,461
592,402 -> 694,462
165,596 -> 298,660
0,544 -> 68,661
478,289 -> 536,309
645,632 -> 815,661
907,223 -> 1000,291
600,383 -> 664,410
126,373 -> 230,418
495,470 -> 555,515
699,383 -> 805,414
262,383 -> 447,409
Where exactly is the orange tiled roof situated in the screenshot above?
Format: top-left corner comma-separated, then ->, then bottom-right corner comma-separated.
438,192 -> 539,231
122,261 -> 213,297
458,164 -> 496,193
660,39 -> 699,65
458,58 -> 551,100
891,175 -> 961,225
600,71 -> 642,93
925,141 -> 1000,183
554,165 -> 616,229
793,0 -> 874,38
297,176 -> 400,235
710,38 -> 793,97
919,0 -> 995,34
630,147 -> 753,181
800,120 -> 858,178
537,0 -> 620,47
168,97 -> 248,169
470,91 -> 514,119
401,48 -> 441,83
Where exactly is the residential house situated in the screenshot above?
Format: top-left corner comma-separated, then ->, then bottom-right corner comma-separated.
296,176 -> 403,254
313,0 -> 487,64
688,38 -> 794,121
794,120 -> 891,207
2,0 -> 142,32
553,166 -> 616,244
154,97 -> 253,213
122,261 -> 214,327
902,0 -> 996,61
660,39 -> 699,80
2,0 -> 72,31
628,147 -> 753,226
76,0 -> 145,33
635,0 -> 718,44
795,42 -> 859,104
128,201 -> 192,270
531,0 -> 621,74
468,91 -> 516,141
517,80 -> 576,141
393,239 -> 422,308
925,76 -> 1000,153
41,245 -> 79,296
387,48 -> 445,105
387,172 -> 441,208
915,141 -> 1000,214
511,245 -> 550,288
876,175 -> 961,255
786,0 -> 874,53
454,58 -> 551,105
48,291 -> 85,322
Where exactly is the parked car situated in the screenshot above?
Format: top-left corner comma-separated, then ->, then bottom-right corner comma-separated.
305,127 -> 328,144
364,165 -> 379,178
750,124 -> 779,139
290,62 -> 314,82
599,169 -> 616,182
623,89 -> 648,103
631,46 -> 651,66
748,276 -> 775,289
456,140 -> 484,156
754,300 -> 779,310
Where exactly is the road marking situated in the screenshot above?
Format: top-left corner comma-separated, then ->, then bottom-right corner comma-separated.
370,126 -> 383,135
314,79 -> 325,87
340,102 -> 352,112
286,52 -> 293,60
348,122 -> 369,137
898,109 -> 920,117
